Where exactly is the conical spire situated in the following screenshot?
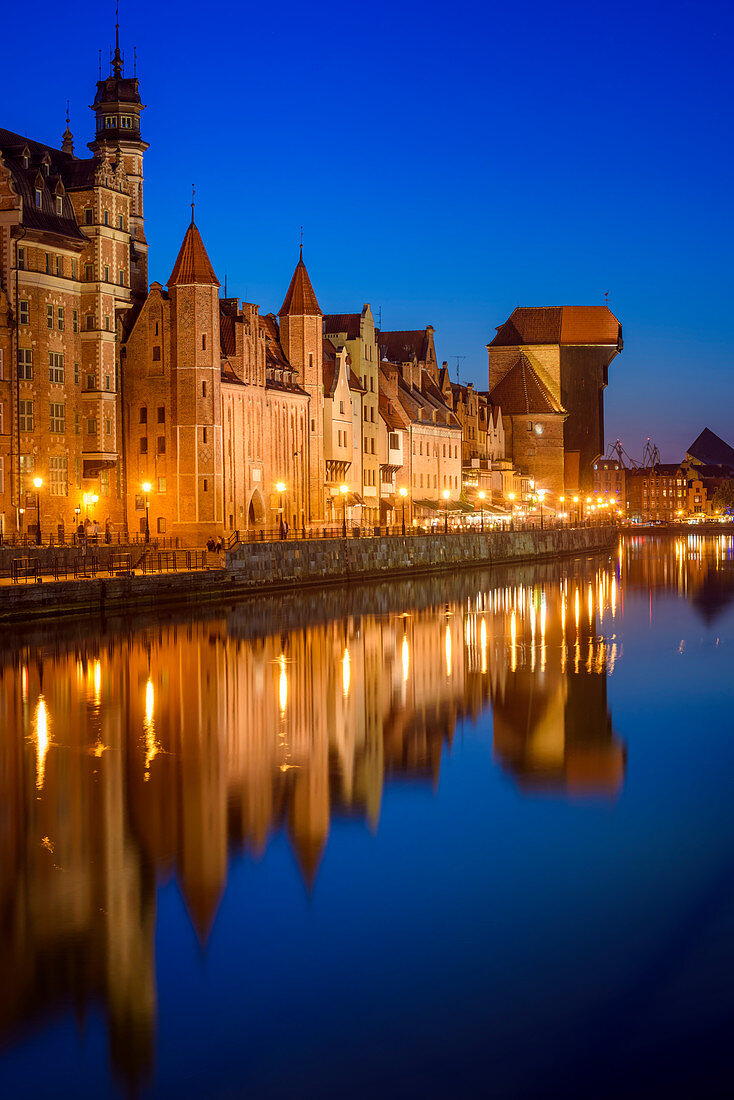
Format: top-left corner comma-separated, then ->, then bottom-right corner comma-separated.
112,2 -> 123,77
168,218 -> 220,288
278,251 -> 321,317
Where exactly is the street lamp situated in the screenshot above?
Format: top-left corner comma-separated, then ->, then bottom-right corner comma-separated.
399,486 -> 408,536
33,477 -> 43,545
508,491 -> 516,529
142,482 -> 151,543
478,489 -> 486,532
442,488 -> 450,534
276,481 -> 286,538
340,483 -> 348,538
537,489 -> 546,530
559,495 -> 565,528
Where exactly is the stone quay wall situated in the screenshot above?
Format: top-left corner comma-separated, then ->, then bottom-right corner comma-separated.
0,527 -> 617,625
227,526 -> 617,584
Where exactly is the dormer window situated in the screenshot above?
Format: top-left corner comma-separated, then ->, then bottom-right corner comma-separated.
105,115 -> 116,129
22,152 -> 29,169
42,157 -> 50,177
35,189 -> 42,208
56,196 -> 63,215
120,115 -> 133,129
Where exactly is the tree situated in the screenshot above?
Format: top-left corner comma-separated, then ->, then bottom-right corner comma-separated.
711,480 -> 734,515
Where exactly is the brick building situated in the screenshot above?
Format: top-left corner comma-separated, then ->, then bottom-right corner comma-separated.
487,306 -> 622,497
593,458 -> 626,507
0,31 -> 146,539
123,219 -> 312,543
626,464 -> 687,522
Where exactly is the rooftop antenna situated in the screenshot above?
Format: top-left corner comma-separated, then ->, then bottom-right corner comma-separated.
65,99 -> 70,126
134,45 -> 137,76
454,355 -> 466,383
98,49 -> 102,79
376,306 -> 382,329
191,183 -> 196,223
224,273 -> 228,297
604,290 -> 610,303
300,225 -> 303,258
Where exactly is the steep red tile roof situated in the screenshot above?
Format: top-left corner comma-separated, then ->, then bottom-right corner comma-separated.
168,220 -> 220,287
379,329 -> 430,363
490,306 -> 621,347
323,313 -> 362,339
219,310 -> 236,356
278,250 -> 321,316
490,355 -> 566,416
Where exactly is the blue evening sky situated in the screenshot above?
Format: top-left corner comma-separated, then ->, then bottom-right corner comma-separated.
4,0 -> 733,460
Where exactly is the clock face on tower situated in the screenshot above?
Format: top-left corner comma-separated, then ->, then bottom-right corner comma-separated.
534,423 -> 544,436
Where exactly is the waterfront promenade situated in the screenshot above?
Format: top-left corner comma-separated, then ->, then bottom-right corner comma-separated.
0,525 -> 617,624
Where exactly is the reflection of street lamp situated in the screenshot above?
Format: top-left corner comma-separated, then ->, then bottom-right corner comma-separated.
33,477 -> 42,545
276,481 -> 286,538
478,490 -> 486,532
142,482 -> 151,543
399,486 -> 408,536
443,488 -> 450,534
340,483 -> 348,538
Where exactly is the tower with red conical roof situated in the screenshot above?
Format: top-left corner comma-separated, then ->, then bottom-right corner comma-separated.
278,248 -> 325,523
167,211 -> 224,540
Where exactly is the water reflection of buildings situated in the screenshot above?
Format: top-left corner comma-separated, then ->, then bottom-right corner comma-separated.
0,559 -> 625,1088
622,533 -> 734,623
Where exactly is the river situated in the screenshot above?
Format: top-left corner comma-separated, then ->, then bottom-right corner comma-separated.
1,533 -> 733,1097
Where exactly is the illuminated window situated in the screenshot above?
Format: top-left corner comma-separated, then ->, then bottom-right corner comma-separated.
49,455 -> 68,496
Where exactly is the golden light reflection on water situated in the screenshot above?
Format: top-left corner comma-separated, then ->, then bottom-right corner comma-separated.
143,678 -> 158,780
34,697 -> 49,791
3,536 -> 731,1090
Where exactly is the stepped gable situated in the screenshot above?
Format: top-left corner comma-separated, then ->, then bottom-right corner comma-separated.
686,427 -> 734,470
167,219 -> 220,287
278,249 -> 321,316
490,354 -> 566,416
490,306 -> 621,347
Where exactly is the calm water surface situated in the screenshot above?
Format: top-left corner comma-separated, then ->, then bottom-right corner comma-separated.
1,534 -> 733,1098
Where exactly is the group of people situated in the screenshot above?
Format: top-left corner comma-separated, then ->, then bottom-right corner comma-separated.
75,518 -> 113,545
206,536 -> 225,552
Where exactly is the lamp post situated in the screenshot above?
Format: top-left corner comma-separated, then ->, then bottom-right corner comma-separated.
142,482 -> 151,543
340,483 -> 348,538
537,489 -> 545,530
508,491 -> 515,529
478,489 -> 485,532
276,481 -> 286,538
33,477 -> 43,545
74,505 -> 81,544
399,486 -> 408,536
586,497 -> 592,526
442,488 -> 450,534
559,495 -> 564,528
